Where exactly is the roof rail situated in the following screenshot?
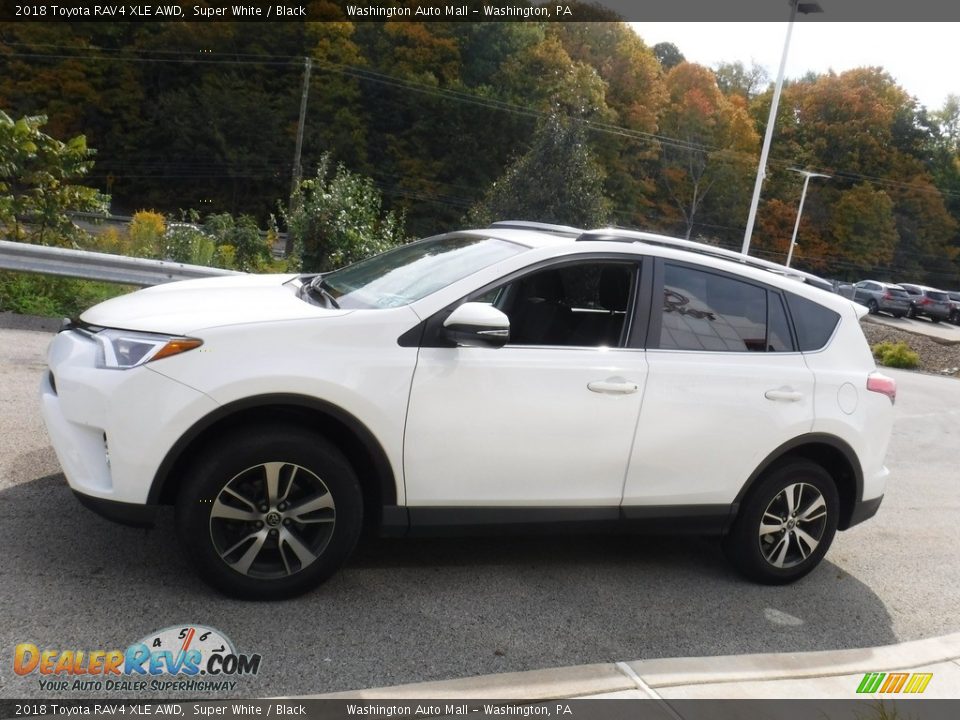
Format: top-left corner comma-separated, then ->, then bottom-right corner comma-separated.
490,220 -> 584,237
576,228 -> 833,291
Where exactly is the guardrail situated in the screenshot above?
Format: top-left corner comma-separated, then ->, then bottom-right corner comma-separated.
0,240 -> 243,286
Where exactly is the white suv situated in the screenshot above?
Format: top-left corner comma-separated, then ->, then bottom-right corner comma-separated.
40,223 -> 896,598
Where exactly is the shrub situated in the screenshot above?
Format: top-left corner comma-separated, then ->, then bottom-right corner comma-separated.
0,270 -> 129,318
283,153 -> 407,273
872,341 -> 920,369
127,211 -> 166,258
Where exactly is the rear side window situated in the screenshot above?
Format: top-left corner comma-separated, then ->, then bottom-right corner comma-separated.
784,293 -> 840,351
659,264 -> 787,352
888,287 -> 909,298
927,291 -> 949,301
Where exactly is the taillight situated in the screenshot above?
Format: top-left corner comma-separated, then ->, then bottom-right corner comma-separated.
867,372 -> 896,404
882,292 -> 892,300
921,297 -> 932,305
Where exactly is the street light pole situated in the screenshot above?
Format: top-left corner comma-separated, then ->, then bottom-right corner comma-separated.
786,169 -> 830,267
741,0 -> 823,257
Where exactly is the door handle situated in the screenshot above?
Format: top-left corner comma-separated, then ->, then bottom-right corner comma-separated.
588,377 -> 639,395
764,387 -> 803,402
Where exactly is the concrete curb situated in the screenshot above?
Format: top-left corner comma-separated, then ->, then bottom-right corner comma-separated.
311,633 -> 960,700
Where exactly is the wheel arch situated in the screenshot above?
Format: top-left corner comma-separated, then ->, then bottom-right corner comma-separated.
730,433 -> 863,532
148,394 -> 398,527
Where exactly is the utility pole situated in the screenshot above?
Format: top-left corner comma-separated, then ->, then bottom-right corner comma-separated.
286,57 -> 312,256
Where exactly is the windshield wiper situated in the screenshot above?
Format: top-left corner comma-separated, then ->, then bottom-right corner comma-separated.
306,275 -> 340,309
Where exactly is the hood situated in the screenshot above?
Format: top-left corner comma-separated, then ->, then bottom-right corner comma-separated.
80,274 -> 351,335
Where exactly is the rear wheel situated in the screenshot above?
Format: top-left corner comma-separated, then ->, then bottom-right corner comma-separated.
867,299 -> 879,315
724,459 -> 839,585
176,426 -> 363,599
907,305 -> 916,318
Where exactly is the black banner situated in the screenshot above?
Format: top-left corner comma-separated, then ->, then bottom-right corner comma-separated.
5,0 -> 960,23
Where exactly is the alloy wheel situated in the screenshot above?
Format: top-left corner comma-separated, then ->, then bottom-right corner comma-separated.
757,482 -> 828,569
209,461 -> 336,579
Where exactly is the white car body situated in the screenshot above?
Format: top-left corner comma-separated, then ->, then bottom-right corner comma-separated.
40,225 -> 896,595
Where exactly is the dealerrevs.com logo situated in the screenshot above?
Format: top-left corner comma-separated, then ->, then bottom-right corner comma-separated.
14,625 -> 262,693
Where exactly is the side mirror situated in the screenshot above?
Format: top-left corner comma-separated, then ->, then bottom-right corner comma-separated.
443,302 -> 510,348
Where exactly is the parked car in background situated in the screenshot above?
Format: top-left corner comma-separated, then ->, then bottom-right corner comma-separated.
947,291 -> 960,324
852,281 -> 911,318
899,283 -> 953,323
833,281 -> 855,299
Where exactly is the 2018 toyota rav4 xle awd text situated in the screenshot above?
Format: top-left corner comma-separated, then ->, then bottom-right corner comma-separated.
40,223 -> 896,598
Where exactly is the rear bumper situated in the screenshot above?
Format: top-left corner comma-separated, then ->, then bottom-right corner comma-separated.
879,300 -> 910,314
919,306 -> 951,320
844,494 -> 883,530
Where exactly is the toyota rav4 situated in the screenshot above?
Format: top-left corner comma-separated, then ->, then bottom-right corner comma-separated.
40,223 -> 896,598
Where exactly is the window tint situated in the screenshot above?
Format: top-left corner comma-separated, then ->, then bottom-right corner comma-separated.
927,291 -> 949,301
483,261 -> 635,347
659,264 -> 767,352
784,292 -> 840,351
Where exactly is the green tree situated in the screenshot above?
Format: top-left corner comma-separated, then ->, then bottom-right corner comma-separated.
714,61 -> 769,99
0,110 -> 107,243
653,42 -> 685,71
284,153 -> 406,273
829,183 -> 899,269
466,113 -> 611,229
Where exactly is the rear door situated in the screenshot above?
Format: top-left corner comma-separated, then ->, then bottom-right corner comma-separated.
621,260 -> 815,510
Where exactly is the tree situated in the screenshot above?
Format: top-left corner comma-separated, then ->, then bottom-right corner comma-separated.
0,110 -> 107,243
466,113 -> 611,229
714,61 -> 769,99
284,153 -> 406,272
653,42 -> 685,71
829,183 -> 899,270
656,63 -> 758,239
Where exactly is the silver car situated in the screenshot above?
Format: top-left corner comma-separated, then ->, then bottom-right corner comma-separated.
852,280 -> 911,318
899,283 -> 953,323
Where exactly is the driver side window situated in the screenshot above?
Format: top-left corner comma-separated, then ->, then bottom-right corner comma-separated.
474,261 -> 636,348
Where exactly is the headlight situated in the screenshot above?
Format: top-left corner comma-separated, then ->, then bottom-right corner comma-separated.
93,329 -> 203,370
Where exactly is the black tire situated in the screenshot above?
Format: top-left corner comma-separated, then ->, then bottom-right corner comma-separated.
907,305 -> 916,319
867,300 -> 879,315
893,312 -> 905,319
176,425 -> 363,599
931,317 -> 941,324
723,458 -> 839,585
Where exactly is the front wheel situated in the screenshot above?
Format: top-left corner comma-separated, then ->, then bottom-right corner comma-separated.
176,426 -> 363,599
723,459 -> 839,585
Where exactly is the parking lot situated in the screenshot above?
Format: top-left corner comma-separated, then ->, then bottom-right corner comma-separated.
1,322 -> 959,698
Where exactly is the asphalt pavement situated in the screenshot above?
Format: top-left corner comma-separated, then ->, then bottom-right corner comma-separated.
1,321 -> 959,699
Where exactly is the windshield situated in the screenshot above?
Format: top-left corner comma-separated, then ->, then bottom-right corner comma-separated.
315,235 -> 526,309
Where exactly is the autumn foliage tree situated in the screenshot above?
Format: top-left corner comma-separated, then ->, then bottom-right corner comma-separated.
656,63 -> 758,239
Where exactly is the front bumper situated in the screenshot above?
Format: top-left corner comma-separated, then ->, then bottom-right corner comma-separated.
73,489 -> 158,527
40,329 -> 218,509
